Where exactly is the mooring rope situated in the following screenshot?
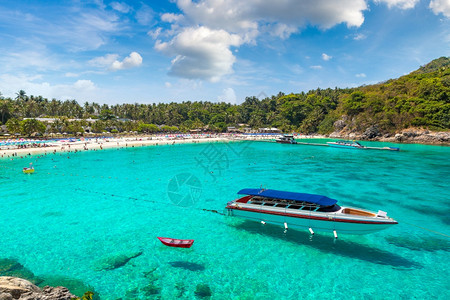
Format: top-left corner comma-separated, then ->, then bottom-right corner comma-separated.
74,187 -> 225,215
399,220 -> 450,238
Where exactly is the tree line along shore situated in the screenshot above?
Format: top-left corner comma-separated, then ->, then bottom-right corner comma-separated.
0,57 -> 448,142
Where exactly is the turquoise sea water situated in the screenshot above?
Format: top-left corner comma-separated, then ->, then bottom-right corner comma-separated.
0,140 -> 449,299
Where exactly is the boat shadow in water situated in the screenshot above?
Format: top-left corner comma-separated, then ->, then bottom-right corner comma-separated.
168,261 -> 205,271
234,221 -> 422,269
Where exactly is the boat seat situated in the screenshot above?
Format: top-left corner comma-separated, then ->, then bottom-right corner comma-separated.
377,210 -> 387,218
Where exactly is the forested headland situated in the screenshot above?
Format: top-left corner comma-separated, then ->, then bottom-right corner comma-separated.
0,57 -> 448,137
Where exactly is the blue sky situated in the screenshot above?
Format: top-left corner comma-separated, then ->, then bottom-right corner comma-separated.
0,0 -> 449,105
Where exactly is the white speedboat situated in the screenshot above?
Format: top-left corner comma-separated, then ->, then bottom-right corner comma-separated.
327,140 -> 364,149
226,189 -> 397,236
275,135 -> 297,144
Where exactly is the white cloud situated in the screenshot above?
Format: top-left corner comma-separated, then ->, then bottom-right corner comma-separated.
374,0 -> 419,9
353,33 -> 367,40
161,13 -> 184,23
89,52 -> 143,71
65,72 -> 79,78
269,23 -> 298,39
110,2 -> 132,13
155,26 -> 242,81
89,54 -> 119,68
322,53 -> 332,61
0,49 -> 60,73
177,0 -> 367,34
310,65 -> 323,70
148,27 -> 162,40
110,52 -> 143,71
0,74 -> 97,101
217,87 -> 237,104
135,4 -> 154,25
250,0 -> 367,29
61,12 -> 123,51
155,0 -> 369,81
356,73 -> 366,78
73,79 -> 96,90
0,5 -> 126,53
165,82 -> 172,88
429,0 -> 450,17
176,0 -> 258,38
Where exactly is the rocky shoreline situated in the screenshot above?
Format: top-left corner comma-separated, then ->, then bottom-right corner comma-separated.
0,277 -> 78,300
329,127 -> 449,145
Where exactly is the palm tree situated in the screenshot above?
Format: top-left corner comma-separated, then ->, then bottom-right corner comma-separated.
5,118 -> 22,135
0,99 -> 11,124
15,90 -> 27,101
50,119 -> 62,134
48,99 -> 61,116
266,111 -> 277,125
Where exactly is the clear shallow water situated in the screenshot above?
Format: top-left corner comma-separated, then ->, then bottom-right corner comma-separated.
0,140 -> 449,299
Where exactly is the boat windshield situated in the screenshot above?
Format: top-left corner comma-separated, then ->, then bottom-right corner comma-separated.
248,196 -> 333,211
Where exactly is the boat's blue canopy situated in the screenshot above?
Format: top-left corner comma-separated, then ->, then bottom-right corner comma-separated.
238,188 -> 337,206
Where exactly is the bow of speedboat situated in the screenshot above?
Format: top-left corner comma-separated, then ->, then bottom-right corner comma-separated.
336,206 -> 398,224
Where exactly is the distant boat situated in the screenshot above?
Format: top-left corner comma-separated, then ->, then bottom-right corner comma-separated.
276,134 -> 297,144
157,237 -> 194,248
226,188 -> 398,236
327,140 -> 364,149
327,140 -> 400,151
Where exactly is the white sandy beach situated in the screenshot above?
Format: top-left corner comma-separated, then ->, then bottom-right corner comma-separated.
0,134 -> 282,158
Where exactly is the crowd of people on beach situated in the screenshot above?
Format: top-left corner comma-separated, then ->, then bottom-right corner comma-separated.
14,143 -> 50,149
0,133 -> 277,160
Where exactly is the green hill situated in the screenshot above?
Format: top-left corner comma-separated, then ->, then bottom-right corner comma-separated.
336,56 -> 450,134
414,56 -> 450,74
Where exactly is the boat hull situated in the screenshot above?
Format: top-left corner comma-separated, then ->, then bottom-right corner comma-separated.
227,206 -> 396,235
276,140 -> 297,144
327,143 -> 363,149
328,145 -> 359,149
157,237 -> 194,248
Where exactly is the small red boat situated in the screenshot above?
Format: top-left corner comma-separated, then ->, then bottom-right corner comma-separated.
157,237 -> 194,248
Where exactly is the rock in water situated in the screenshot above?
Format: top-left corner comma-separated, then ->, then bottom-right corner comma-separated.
38,275 -> 98,299
195,283 -> 212,298
142,283 -> 161,296
0,276 -> 78,300
0,258 -> 41,285
95,251 -> 143,271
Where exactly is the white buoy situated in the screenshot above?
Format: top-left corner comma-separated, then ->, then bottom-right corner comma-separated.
333,230 -> 338,239
284,222 -> 288,230
309,228 -> 314,235
261,221 -> 266,225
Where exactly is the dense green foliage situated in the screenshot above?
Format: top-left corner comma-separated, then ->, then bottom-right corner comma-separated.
5,118 -> 46,136
0,57 -> 448,134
